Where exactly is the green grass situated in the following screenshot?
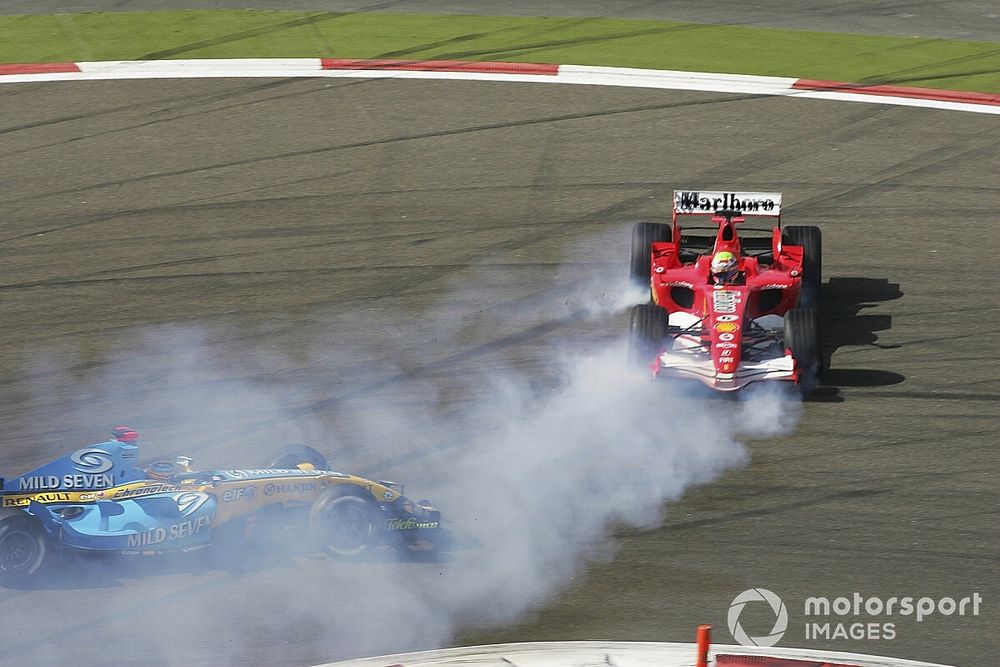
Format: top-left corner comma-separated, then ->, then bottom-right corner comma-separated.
3,10 -> 999,92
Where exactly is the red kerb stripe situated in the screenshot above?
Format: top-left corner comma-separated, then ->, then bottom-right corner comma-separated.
793,79 -> 1000,106
717,655 -> 862,667
321,58 -> 558,75
0,62 -> 81,75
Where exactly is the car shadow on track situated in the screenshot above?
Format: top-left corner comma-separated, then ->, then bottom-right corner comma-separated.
811,277 -> 905,402
9,531 -> 478,591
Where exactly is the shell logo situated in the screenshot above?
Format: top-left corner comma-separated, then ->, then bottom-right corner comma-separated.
715,322 -> 739,333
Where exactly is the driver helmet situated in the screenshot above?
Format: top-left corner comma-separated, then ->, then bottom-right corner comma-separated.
145,460 -> 179,481
711,251 -> 739,284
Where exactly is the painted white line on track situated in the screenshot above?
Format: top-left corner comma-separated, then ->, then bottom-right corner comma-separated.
314,640 -> 954,667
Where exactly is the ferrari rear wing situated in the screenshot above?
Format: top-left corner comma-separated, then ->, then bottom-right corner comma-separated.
673,190 -> 782,216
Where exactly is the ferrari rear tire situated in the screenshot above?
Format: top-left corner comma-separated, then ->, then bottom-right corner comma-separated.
0,515 -> 49,586
785,308 -> 823,395
309,489 -> 380,559
630,222 -> 672,287
782,225 -> 822,308
263,444 -> 330,471
629,303 -> 670,369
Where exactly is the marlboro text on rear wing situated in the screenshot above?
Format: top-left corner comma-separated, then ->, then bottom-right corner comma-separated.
673,191 -> 782,216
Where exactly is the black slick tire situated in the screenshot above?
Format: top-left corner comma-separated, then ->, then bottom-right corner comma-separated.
629,303 -> 670,369
782,225 -> 822,308
784,308 -> 823,395
0,515 -> 49,586
630,222 -> 672,286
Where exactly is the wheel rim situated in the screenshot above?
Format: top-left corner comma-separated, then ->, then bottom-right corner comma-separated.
0,529 -> 40,574
318,499 -> 373,553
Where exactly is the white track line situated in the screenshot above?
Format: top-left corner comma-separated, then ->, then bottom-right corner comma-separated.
315,640 -> 954,667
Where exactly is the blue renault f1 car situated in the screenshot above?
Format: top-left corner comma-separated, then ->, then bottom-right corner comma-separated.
0,428 -> 444,585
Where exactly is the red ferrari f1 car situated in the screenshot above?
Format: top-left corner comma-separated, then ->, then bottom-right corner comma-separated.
629,190 -> 822,393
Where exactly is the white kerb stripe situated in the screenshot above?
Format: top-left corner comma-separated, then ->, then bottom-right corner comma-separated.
0,59 -> 995,115
557,64 -> 798,96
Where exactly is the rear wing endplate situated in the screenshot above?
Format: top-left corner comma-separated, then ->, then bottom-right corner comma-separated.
673,190 -> 782,216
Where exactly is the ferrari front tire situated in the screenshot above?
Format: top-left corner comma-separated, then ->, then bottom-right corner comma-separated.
629,303 -> 669,369
630,222 -> 672,287
308,490 -> 380,559
782,225 -> 822,308
785,308 -> 823,395
0,515 -> 49,586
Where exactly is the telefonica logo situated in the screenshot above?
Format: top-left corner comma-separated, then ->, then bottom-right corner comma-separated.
727,588 -> 788,647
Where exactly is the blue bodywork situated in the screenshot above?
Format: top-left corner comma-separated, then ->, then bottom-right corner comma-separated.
1,438 -> 444,566
2,440 -> 216,553
29,493 -> 217,552
2,439 -> 144,494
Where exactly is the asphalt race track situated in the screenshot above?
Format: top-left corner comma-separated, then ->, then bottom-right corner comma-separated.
1,73 -> 997,667
1,39 -> 998,667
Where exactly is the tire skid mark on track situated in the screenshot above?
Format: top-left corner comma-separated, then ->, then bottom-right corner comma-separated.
847,45 -> 1000,87
136,12 -> 351,60
662,487 -> 888,529
383,25 -> 686,63
0,260 -> 598,291
0,188 -> 540,245
832,390 -> 999,401
749,430 -> 993,472
0,78 -> 379,157
788,141 -> 999,213
694,536 -> 995,563
0,93 -> 760,207
0,78 -> 313,138
571,103 -> 902,223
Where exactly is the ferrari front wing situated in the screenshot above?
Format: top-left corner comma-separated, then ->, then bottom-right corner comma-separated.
652,349 -> 796,391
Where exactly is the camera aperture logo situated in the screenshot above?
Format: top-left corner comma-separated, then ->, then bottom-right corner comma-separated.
728,589 -> 984,645
728,588 -> 788,647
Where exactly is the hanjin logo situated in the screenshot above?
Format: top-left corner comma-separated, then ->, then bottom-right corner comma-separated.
728,588 -> 788,647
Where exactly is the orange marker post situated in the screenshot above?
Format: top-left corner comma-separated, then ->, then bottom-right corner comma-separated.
696,624 -> 712,667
